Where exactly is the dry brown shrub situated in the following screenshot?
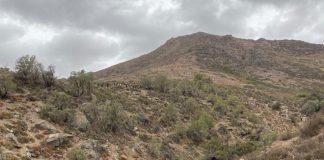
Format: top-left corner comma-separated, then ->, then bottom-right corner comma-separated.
300,111 -> 324,138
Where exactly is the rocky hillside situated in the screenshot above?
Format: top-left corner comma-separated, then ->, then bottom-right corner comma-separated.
1,33 -> 324,160
96,32 -> 324,88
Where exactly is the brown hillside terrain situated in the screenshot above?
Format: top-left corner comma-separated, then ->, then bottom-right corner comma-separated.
1,33 -> 324,159
96,32 -> 324,88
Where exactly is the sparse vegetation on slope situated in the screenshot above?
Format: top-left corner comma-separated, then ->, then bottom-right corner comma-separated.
1,32 -> 324,159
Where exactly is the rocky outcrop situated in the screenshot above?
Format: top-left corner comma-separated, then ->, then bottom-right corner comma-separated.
45,133 -> 73,147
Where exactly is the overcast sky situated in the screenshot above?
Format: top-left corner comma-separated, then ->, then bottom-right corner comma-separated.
0,0 -> 323,77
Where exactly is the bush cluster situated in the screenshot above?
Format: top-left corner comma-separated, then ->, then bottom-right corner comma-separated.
300,111 -> 324,138
67,147 -> 86,160
0,75 -> 16,99
39,104 -> 71,124
297,92 -> 324,116
186,112 -> 213,144
15,55 -> 56,87
160,103 -> 178,126
68,70 -> 93,97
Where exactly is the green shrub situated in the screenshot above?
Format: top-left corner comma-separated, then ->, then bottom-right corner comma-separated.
176,80 -> 200,97
205,138 -> 260,159
67,147 -> 86,160
50,91 -> 71,110
205,137 -> 231,160
186,112 -> 213,144
159,143 -> 175,160
182,98 -> 199,116
153,75 -> 170,93
160,104 -> 178,126
39,104 -> 53,118
68,70 -> 93,97
14,55 -> 56,87
244,112 -> 261,124
96,102 -> 125,133
140,76 -> 154,90
15,55 -> 41,85
214,97 -> 228,115
48,108 -> 71,124
301,100 -> 320,116
39,104 -> 71,124
259,131 -> 277,145
148,138 -> 161,158
0,75 -> 16,99
231,141 -> 260,156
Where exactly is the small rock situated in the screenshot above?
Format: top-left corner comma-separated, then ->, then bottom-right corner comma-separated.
45,133 -> 73,147
271,101 -> 281,110
33,121 -> 57,133
26,94 -> 38,101
120,154 -> 127,160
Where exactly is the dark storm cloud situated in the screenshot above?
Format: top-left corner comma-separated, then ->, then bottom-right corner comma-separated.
0,0 -> 323,76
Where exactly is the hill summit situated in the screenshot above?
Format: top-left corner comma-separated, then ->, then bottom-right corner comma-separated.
96,32 -> 324,87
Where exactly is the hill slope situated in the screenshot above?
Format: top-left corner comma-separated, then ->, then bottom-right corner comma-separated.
96,32 -> 324,88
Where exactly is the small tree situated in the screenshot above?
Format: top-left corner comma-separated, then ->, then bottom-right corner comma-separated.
40,65 -> 56,87
69,70 -> 93,97
15,55 -> 41,85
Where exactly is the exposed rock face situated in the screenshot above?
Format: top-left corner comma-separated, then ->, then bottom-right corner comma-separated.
45,133 -> 73,147
69,110 -> 90,131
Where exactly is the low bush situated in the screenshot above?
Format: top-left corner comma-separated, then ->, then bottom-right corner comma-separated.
140,76 -> 154,90
148,138 -> 161,158
67,147 -> 86,160
160,104 -> 178,126
140,75 -> 171,93
186,112 -> 213,144
182,98 -> 199,116
300,111 -> 324,138
94,102 -> 127,133
0,75 -> 16,99
50,91 -> 72,110
301,99 -> 321,116
15,55 -> 41,85
205,137 -> 260,160
39,104 -> 71,124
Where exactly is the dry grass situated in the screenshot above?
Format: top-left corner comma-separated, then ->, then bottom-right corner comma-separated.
300,111 -> 324,138
0,111 -> 13,119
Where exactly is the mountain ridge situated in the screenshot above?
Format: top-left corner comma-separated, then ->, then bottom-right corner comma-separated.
95,32 -> 324,90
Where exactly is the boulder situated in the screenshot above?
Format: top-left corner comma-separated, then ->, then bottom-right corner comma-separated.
69,110 -> 90,131
45,133 -> 73,147
26,94 -> 39,101
79,140 -> 105,159
32,121 -> 57,133
5,133 -> 21,148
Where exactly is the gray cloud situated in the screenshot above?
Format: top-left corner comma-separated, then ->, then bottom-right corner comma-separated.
0,0 -> 323,76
